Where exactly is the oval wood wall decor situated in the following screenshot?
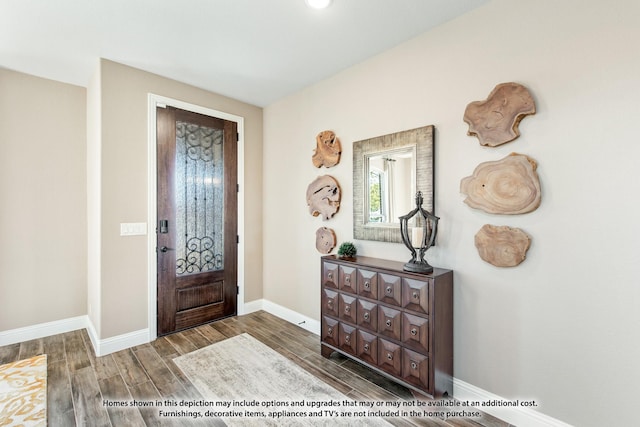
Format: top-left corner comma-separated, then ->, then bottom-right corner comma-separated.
315,227 -> 336,253
475,224 -> 531,267
460,153 -> 541,215
306,175 -> 341,220
312,130 -> 342,168
464,82 -> 536,147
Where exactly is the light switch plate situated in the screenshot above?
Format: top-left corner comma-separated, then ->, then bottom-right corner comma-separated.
120,222 -> 147,236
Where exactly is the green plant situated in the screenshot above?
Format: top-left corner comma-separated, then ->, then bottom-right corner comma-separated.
337,242 -> 357,258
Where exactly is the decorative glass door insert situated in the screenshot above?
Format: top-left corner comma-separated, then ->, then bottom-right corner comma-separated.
175,121 -> 224,276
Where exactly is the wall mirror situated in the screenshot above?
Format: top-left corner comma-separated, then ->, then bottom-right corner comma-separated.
353,125 -> 434,243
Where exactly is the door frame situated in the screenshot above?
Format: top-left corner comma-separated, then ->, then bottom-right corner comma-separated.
146,93 -> 245,341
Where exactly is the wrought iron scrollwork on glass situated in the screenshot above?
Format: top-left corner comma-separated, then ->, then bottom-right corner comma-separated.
175,121 -> 224,276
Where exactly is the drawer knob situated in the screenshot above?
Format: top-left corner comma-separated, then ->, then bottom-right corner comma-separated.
328,272 -> 333,279
411,361 -> 418,370
386,286 -> 392,294
412,291 -> 419,299
411,328 -> 418,336
327,327 -> 333,335
364,281 -> 370,289
345,335 -> 350,343
345,306 -> 351,313
385,319 -> 392,327
327,299 -> 333,308
387,353 -> 393,361
363,312 -> 370,321
346,276 -> 351,283
364,343 -> 370,352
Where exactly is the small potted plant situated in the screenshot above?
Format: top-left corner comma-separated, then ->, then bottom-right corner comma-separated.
337,242 -> 357,259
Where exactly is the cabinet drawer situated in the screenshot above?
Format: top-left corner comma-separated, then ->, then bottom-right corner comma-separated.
321,316 -> 339,347
378,305 -> 402,341
402,348 -> 429,391
339,266 -> 357,294
357,269 -> 378,299
378,338 -> 402,376
356,330 -> 378,365
339,293 -> 357,324
402,312 -> 429,354
402,278 -> 430,314
356,299 -> 378,332
321,288 -> 339,318
323,262 -> 339,289
379,273 -> 402,306
339,322 -> 357,355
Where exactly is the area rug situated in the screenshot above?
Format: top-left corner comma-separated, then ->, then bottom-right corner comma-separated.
0,354 -> 47,427
174,333 -> 390,426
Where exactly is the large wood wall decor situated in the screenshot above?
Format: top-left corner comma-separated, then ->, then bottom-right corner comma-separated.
460,153 -> 541,215
464,82 -> 536,147
306,175 -> 341,220
312,130 -> 342,168
315,227 -> 336,254
475,224 -> 531,267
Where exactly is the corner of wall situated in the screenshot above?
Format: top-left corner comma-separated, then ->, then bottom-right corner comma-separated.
86,59 -> 102,338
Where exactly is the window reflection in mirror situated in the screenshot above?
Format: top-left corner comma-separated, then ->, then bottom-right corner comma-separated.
366,147 -> 416,224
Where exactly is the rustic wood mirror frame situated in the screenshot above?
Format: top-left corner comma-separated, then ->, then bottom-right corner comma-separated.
353,125 -> 434,243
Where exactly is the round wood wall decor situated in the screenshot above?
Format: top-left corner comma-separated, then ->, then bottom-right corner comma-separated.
460,153 -> 541,215
464,82 -> 536,147
306,175 -> 341,220
312,130 -> 342,168
315,227 -> 336,254
475,224 -> 531,267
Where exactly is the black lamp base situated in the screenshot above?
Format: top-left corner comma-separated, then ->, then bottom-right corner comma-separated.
403,260 -> 434,274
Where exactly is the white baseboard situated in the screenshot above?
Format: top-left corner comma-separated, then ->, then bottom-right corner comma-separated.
243,298 -> 321,335
0,316 -> 89,346
0,315 -> 148,357
242,299 -> 264,315
83,317 -> 149,357
454,378 -> 573,427
93,328 -> 149,357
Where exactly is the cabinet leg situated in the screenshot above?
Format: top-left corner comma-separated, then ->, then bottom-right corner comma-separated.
321,344 -> 334,359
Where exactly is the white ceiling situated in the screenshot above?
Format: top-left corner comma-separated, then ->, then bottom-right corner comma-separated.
0,0 -> 488,106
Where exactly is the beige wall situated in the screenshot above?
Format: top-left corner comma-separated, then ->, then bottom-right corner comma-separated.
263,1 -> 640,426
0,68 -> 87,330
95,60 -> 263,338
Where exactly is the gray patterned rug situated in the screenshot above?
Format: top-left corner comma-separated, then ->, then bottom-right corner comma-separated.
174,333 -> 390,426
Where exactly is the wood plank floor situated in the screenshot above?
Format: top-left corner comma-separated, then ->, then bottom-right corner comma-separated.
0,311 -> 512,427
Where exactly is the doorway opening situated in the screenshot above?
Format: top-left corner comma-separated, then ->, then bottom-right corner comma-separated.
147,94 -> 245,340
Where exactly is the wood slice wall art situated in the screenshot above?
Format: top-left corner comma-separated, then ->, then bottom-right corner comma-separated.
464,82 -> 536,147
312,130 -> 342,168
306,175 -> 341,220
475,224 -> 531,267
460,153 -> 541,215
315,227 -> 336,254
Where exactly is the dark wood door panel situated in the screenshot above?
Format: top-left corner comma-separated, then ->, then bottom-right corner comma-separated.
156,106 -> 237,336
175,303 -> 225,331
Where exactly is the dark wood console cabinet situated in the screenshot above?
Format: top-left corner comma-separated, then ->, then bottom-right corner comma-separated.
320,255 -> 453,398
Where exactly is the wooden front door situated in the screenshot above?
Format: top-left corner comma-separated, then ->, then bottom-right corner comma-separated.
156,106 -> 237,336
